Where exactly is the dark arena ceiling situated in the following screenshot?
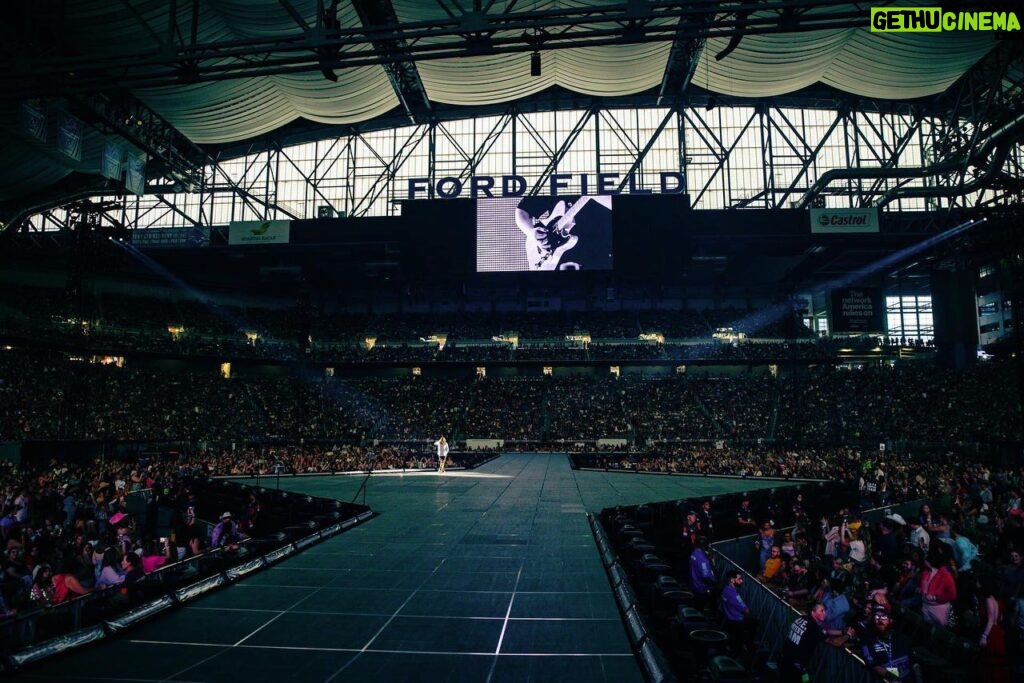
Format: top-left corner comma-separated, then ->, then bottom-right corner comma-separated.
1,0 -> 1022,233
0,1 -> 1019,299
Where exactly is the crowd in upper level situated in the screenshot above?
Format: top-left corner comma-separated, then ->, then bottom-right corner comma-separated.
1,350 -> 1019,445
0,283 -> 865,365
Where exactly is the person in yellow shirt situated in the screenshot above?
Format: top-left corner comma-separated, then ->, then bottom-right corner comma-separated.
759,545 -> 784,584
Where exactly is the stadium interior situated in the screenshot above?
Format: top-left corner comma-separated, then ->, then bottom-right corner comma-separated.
1,2 -> 1023,682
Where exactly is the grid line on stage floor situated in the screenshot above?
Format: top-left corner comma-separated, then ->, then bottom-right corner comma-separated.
15,454 -> 783,683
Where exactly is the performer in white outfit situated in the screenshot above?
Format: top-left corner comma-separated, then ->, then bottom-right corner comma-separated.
434,436 -> 449,473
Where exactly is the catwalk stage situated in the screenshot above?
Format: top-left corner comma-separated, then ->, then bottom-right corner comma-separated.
15,454 -> 785,683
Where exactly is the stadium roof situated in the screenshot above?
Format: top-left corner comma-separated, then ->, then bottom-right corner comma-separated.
1,1 -> 1020,227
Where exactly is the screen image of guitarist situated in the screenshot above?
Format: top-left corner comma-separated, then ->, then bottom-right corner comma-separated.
475,195 -> 613,272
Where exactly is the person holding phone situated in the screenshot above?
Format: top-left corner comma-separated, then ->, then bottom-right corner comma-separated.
141,538 -> 173,574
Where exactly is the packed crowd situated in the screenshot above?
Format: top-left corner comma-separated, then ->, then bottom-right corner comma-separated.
623,377 -> 717,441
0,435 -> 464,631
0,454 -> 251,627
590,445 -> 1002,501
620,454 -> 1024,681
775,361 -> 1022,443
545,376 -> 633,440
176,444 -> 433,475
729,459 -> 1024,682
3,289 -> 933,366
2,351 -> 1020,446
458,379 -> 545,441
0,365 -> 1020,674
1,284 -> 844,366
0,329 -> 907,366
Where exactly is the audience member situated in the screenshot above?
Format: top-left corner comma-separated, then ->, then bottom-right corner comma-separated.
779,603 -> 830,683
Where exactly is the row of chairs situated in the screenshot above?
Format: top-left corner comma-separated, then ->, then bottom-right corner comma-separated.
604,512 -> 755,682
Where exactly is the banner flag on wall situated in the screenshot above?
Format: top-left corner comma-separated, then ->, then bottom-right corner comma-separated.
57,115 -> 83,161
125,154 -> 147,196
101,143 -> 123,180
19,102 -> 47,143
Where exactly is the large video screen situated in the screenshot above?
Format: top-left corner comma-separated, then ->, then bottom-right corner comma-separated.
476,195 -> 613,272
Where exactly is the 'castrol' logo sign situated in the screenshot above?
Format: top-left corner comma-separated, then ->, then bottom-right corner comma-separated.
810,208 -> 879,233
817,213 -> 870,227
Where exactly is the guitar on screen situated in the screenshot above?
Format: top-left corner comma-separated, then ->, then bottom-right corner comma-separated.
515,196 -> 595,271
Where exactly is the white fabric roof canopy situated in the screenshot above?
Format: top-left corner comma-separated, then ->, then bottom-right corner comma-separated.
48,0 -> 994,145
0,1 -> 1001,207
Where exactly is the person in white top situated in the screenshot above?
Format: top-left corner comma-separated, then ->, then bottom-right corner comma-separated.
434,436 -> 449,473
909,519 -> 930,555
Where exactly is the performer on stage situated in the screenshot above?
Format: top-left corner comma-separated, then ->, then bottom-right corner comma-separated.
434,435 -> 449,473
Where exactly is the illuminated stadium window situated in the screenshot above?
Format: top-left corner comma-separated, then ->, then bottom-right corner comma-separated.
412,367 -> 422,376
886,295 -> 933,343
610,366 -> 620,377
675,365 -> 686,374
42,103 -> 953,230
476,367 -> 486,379
543,366 -> 553,376
220,362 -> 231,379
325,367 -> 334,377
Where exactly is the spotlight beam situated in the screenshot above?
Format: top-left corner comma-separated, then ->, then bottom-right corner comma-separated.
720,217 -> 986,347
108,238 -> 392,434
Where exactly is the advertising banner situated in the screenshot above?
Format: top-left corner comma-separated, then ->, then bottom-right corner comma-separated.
228,220 -> 291,246
830,287 -> 885,333
810,207 -> 880,234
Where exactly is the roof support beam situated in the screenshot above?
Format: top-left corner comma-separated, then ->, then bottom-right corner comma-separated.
277,0 -> 311,32
528,106 -> 599,196
3,1 -> 870,97
615,107 -> 677,194
0,92 -> 307,233
351,0 -> 433,124
657,36 -> 705,106
65,93 -> 206,192
116,0 -> 169,49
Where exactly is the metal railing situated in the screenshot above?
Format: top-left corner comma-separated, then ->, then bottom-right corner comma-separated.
2,479 -> 372,670
708,499 -> 931,683
1,539 -> 244,652
710,541 -> 875,683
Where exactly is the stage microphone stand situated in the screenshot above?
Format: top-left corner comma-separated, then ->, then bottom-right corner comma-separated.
351,449 -> 375,506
